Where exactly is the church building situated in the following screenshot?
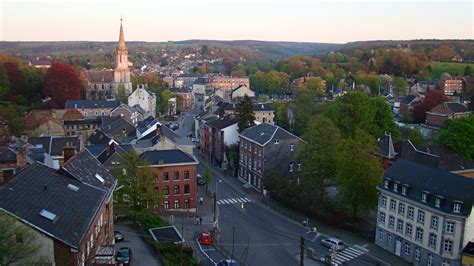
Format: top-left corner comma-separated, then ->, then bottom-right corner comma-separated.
85,20 -> 133,100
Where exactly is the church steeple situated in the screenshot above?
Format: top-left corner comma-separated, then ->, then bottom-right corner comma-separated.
117,18 -> 127,51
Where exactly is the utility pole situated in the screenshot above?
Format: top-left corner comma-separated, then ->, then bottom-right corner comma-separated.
300,236 -> 305,266
231,226 -> 235,262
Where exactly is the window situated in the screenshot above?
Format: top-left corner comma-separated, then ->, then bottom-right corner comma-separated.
421,192 -> 428,203
274,139 -> 279,144
398,203 -> 405,215
444,239 -> 453,253
397,219 -> 404,232
417,210 -> 425,224
401,185 -> 407,195
393,183 -> 398,192
174,171 -> 179,180
184,184 -> 190,194
384,179 -> 389,188
415,248 -> 420,261
388,216 -> 395,229
404,242 -> 410,255
184,171 -> 189,179
184,199 -> 190,209
446,221 -> 455,234
453,202 -> 462,213
174,185 -> 180,194
381,196 -> 387,208
416,228 -> 423,242
379,212 -> 386,224
431,216 -> 439,230
390,199 -> 396,212
407,206 -> 414,219
289,163 -> 293,172
375,230 -> 383,241
174,200 -> 180,209
429,233 -> 437,248
387,234 -> 393,245
290,144 -> 294,151
297,163 -> 301,172
163,172 -> 169,181
427,254 -> 433,266
435,197 -> 442,208
406,223 -> 413,237
164,186 -> 169,195
164,201 -> 169,209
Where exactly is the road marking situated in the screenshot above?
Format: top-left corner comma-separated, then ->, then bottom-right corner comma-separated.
344,247 -> 364,256
244,197 -> 251,202
237,198 -> 244,203
354,244 -> 370,252
217,201 -> 223,205
336,252 -> 352,261
195,238 -> 216,265
222,199 -> 230,204
230,199 -> 238,203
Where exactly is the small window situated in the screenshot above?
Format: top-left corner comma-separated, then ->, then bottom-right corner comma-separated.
174,171 -> 179,180
381,196 -> 387,208
164,201 -> 169,209
290,144 -> 294,151
384,179 -> 389,189
184,171 -> 190,179
274,139 -> 279,144
184,184 -> 190,194
393,183 -> 398,192
415,248 -> 421,261
289,163 -> 293,172
435,197 -> 441,208
453,202 -> 462,213
174,185 -> 180,194
95,173 -> 105,183
39,209 -> 57,221
297,163 -> 301,172
174,200 -> 180,209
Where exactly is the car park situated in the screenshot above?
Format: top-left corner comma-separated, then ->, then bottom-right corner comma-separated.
198,232 -> 213,245
320,237 -> 345,251
114,231 -> 124,242
116,247 -> 133,265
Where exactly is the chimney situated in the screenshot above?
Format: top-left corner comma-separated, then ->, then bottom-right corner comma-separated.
63,146 -> 76,163
16,148 -> 27,168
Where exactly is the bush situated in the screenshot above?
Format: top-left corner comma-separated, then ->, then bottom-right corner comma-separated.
154,241 -> 200,266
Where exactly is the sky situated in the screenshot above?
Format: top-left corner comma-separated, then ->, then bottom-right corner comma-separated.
0,0 -> 473,43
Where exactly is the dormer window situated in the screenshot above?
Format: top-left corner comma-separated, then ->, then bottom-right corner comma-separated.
435,196 -> 443,208
290,144 -> 294,151
384,179 -> 390,189
421,192 -> 429,203
393,182 -> 399,192
453,202 -> 462,213
274,139 -> 280,144
401,185 -> 408,195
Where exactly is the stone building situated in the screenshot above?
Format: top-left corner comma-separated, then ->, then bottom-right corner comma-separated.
127,84 -> 156,118
85,20 -> 132,100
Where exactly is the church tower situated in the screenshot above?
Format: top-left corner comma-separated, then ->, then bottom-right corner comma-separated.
113,19 -> 132,95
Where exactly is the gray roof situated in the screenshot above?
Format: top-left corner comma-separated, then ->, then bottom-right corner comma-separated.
65,100 -> 119,109
85,144 -> 107,157
140,149 -> 197,166
101,116 -> 136,138
206,115 -> 240,130
403,95 -> 418,104
445,102 -> 469,113
0,146 -> 17,163
382,159 -> 474,216
252,103 -> 273,112
87,129 -> 113,145
28,136 -> 82,157
0,163 -> 107,249
62,149 -> 116,192
377,133 -> 397,159
240,123 -> 302,146
137,116 -> 159,134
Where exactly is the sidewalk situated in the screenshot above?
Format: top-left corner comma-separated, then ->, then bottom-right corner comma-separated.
195,152 -> 410,266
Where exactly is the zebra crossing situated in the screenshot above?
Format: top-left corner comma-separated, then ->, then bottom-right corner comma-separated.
217,197 -> 251,205
333,246 -> 366,265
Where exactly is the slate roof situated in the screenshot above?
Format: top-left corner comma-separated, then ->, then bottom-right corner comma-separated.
377,133 -> 397,159
382,159 -> 474,216
88,130 -> 113,146
0,163 -> 107,249
445,102 -> 469,113
87,70 -> 114,83
62,149 -> 116,192
140,149 -> 197,166
463,242 -> 474,256
65,100 -> 119,109
28,136 -> 82,157
101,116 -> 136,138
240,123 -> 302,146
85,144 -> 107,157
0,146 -> 17,163
137,116 -> 159,134
252,103 -> 273,112
206,115 -> 240,130
403,94 -> 418,104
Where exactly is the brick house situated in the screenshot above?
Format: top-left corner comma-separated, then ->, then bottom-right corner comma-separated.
239,123 -> 305,192
110,103 -> 140,126
441,78 -> 465,96
0,149 -> 116,265
375,160 -> 474,266
425,102 -> 471,128
140,149 -> 198,212
172,87 -> 194,111
23,110 -> 65,137
200,115 -> 240,170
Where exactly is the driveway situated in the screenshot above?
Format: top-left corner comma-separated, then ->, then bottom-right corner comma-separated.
115,224 -> 162,266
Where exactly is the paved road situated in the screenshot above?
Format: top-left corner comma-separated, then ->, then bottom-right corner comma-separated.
115,224 -> 162,266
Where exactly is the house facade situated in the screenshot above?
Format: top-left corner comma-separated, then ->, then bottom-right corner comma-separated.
375,159 -> 474,266
425,102 -> 471,128
172,87 -> 194,111
127,84 -> 156,118
239,123 -> 304,192
442,78 -> 465,96
140,150 -> 199,212
208,76 -> 250,91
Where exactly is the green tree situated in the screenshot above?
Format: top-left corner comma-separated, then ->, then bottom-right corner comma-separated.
270,102 -> 290,130
393,77 -> 408,97
203,164 -> 212,194
399,126 -> 427,147
0,212 -> 40,265
329,92 -> 373,138
114,150 -> 161,224
437,115 -> 474,160
235,94 -> 255,132
336,130 -> 382,219
303,77 -> 326,92
0,105 -> 23,136
0,63 -> 11,100
297,115 -> 342,204
369,97 -> 400,139
160,89 -> 173,115
464,65 -> 473,76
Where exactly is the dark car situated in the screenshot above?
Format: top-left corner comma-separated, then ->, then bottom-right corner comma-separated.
217,259 -> 239,266
197,173 -> 205,185
114,231 -> 124,242
116,247 -> 132,264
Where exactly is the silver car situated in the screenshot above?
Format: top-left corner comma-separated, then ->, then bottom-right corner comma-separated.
320,237 -> 345,251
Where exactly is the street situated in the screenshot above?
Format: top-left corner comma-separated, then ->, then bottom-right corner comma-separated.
115,224 -> 162,266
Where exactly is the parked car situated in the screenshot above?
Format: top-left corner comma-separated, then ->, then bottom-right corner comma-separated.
116,247 -> 133,264
217,259 -> 239,266
320,237 -> 345,251
198,232 -> 212,245
114,231 -> 124,242
197,173 -> 205,185
191,137 -> 198,143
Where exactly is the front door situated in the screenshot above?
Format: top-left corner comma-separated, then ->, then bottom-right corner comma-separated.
395,239 -> 402,256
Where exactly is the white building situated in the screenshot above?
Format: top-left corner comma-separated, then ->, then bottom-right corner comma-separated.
128,84 -> 156,118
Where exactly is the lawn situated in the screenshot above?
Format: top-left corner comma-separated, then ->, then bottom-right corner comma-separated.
428,61 -> 474,80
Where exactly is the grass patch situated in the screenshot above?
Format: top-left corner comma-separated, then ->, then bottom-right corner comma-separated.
428,61 -> 474,80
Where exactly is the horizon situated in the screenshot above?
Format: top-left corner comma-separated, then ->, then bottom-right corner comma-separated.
1,0 -> 473,43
